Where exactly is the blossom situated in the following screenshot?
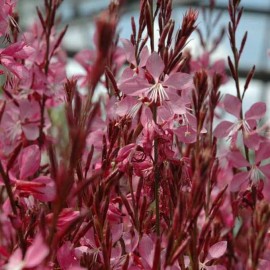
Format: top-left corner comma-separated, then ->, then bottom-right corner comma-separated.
0,41 -> 34,83
119,52 -> 192,105
117,52 -> 193,130
214,94 -> 266,149
228,143 -> 270,192
0,0 -> 17,37
174,112 -> 206,144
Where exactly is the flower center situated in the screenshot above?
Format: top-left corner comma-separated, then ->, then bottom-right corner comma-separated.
250,165 -> 264,183
148,83 -> 169,104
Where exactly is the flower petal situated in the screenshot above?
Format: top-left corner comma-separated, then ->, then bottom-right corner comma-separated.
139,234 -> 155,268
230,171 -> 249,192
22,124 -> 40,141
121,38 -> 136,64
206,241 -> 227,262
259,164 -> 270,179
24,234 -> 49,268
213,121 -> 234,138
119,76 -> 150,96
1,58 -> 30,81
116,96 -> 139,117
19,145 -> 41,179
223,94 -> 241,118
244,133 -> 261,151
245,102 -> 266,120
228,150 -> 250,168
255,142 -> 270,163
164,72 -> 193,90
139,46 -> 150,67
146,52 -> 164,81
174,125 -> 197,144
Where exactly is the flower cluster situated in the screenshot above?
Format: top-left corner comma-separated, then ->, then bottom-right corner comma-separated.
0,0 -> 270,269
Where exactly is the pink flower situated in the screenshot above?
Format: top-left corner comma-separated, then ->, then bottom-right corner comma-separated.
0,0 -> 17,36
0,41 -> 34,82
117,52 -> 192,131
214,94 -> 266,149
174,113 -> 203,144
1,99 -> 41,144
119,52 -> 192,105
228,143 -> 270,192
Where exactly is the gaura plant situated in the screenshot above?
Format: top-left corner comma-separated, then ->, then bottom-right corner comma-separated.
0,0 -> 270,269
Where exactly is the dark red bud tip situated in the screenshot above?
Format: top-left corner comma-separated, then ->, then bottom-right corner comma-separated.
95,11 -> 117,57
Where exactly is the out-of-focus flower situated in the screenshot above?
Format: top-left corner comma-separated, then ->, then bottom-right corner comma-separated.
4,234 -> 49,270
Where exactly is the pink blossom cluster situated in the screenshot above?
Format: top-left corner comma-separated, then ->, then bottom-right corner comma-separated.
0,0 -> 270,269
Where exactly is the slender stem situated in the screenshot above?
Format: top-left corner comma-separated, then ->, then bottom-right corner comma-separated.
229,2 -> 250,162
153,105 -> 160,236
128,173 -> 139,230
190,224 -> 199,270
39,0 -> 55,146
0,161 -> 17,215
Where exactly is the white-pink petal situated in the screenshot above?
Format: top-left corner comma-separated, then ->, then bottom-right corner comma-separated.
24,234 -> 49,268
259,164 -> 270,179
146,52 -> 164,81
207,241 -> 227,260
213,121 -> 234,138
255,142 -> 270,163
140,46 -> 150,67
119,76 -> 150,96
19,145 -> 41,179
230,171 -> 249,192
138,234 -> 155,268
121,38 -> 136,65
228,151 -> 250,168
164,72 -> 193,90
223,94 -> 241,118
245,102 -> 266,120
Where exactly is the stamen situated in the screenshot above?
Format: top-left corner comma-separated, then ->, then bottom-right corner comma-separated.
242,120 -> 252,133
228,121 -> 242,138
182,114 -> 189,125
127,102 -> 142,118
250,165 -> 264,183
148,83 -> 169,104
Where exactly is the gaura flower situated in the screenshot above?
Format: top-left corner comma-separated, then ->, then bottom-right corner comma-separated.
119,52 -> 192,105
228,143 -> 270,192
214,94 -> 266,149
